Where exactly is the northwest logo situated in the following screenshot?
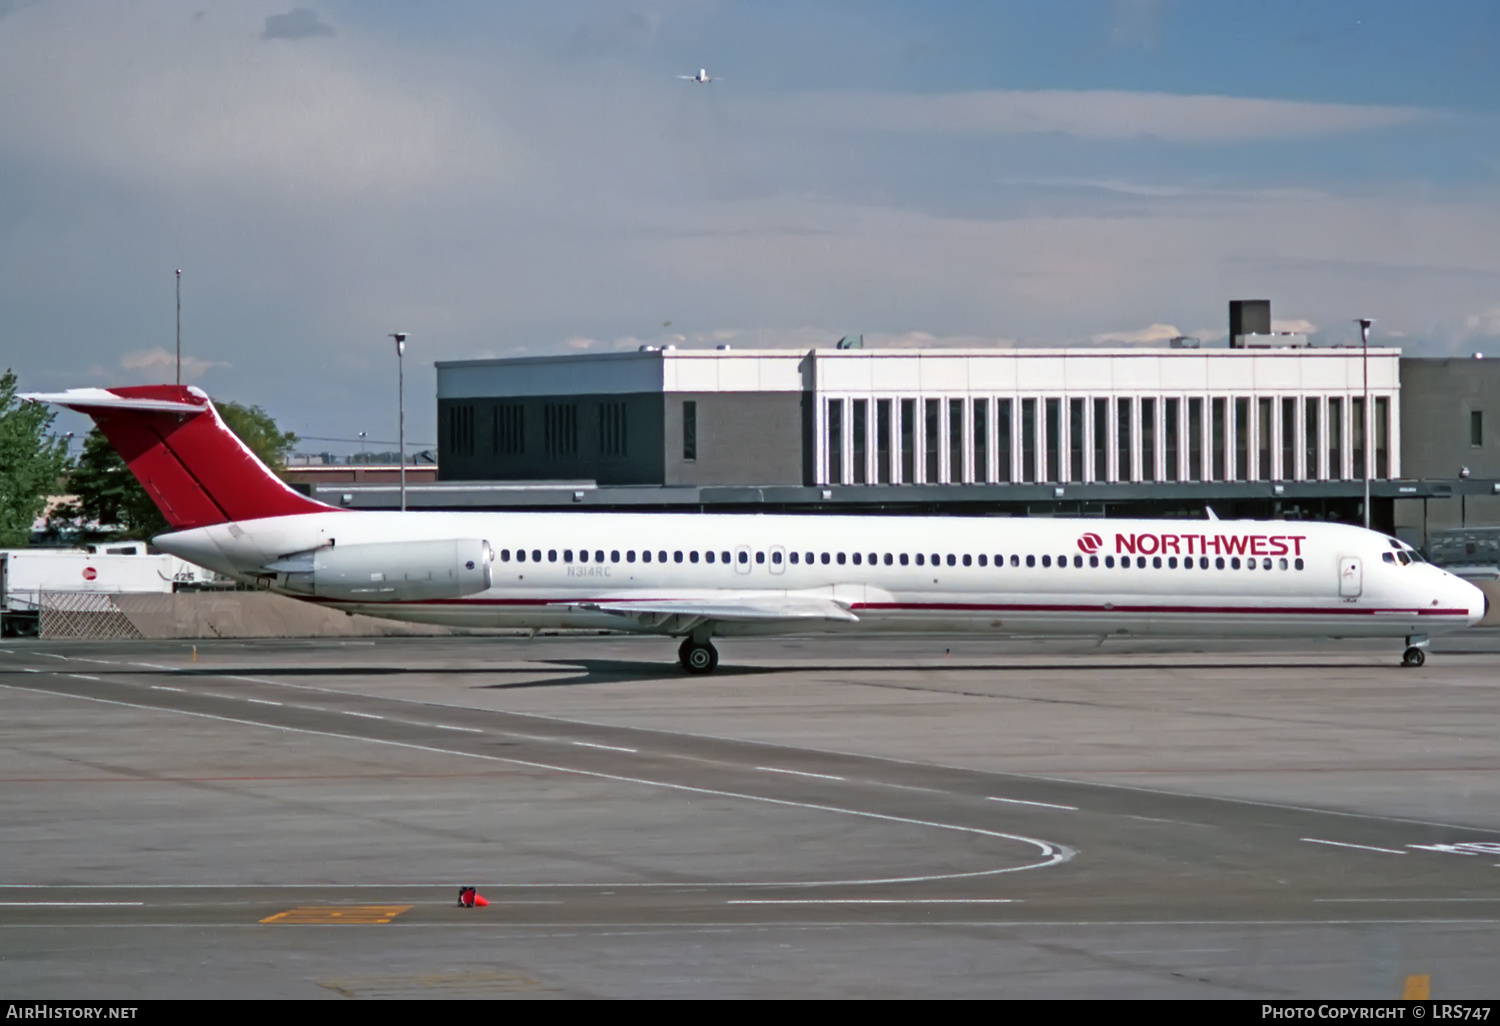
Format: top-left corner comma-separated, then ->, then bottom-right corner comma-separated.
1076,533 -> 1103,555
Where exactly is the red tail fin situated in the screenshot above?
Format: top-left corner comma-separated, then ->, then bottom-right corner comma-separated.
23,385 -> 341,530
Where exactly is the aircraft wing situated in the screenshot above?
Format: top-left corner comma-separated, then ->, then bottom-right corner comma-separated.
579,595 -> 858,625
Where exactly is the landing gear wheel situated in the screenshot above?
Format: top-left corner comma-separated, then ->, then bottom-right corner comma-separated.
678,638 -> 719,675
1401,646 -> 1426,668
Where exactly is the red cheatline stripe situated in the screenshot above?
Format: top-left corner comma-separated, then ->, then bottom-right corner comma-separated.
301,595 -> 1468,617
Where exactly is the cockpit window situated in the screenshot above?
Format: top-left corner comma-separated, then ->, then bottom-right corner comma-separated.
1382,552 -> 1396,565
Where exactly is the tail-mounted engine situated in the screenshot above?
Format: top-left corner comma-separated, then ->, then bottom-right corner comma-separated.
264,539 -> 494,602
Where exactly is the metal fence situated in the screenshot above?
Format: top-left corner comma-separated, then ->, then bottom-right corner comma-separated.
38,591 -> 144,641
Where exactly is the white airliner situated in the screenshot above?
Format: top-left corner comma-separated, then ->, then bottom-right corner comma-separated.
678,68 -> 716,83
26,386 -> 1486,673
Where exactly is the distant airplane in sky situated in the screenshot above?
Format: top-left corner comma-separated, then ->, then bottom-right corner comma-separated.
677,68 -> 716,84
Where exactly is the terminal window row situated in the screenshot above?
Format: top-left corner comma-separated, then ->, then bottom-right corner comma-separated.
821,395 -> 1394,486
496,547 -> 1306,572
442,401 -> 630,462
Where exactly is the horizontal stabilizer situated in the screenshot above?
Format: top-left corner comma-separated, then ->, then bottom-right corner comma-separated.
20,387 -> 213,415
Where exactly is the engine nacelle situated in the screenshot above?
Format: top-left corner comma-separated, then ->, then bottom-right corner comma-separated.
267,539 -> 493,602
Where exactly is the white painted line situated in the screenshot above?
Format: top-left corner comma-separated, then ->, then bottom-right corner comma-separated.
38,653 -> 69,660
0,902 -> 144,907
988,796 -> 1078,811
0,680 -> 1074,889
130,663 -> 175,670
344,711 -> 385,720
66,674 -> 100,682
727,899 -> 1017,905
429,724 -> 482,733
755,766 -> 846,781
21,668 -> 39,674
242,698 -> 282,707
150,686 -> 185,693
73,658 -> 116,665
1301,838 -> 1407,855
1316,897 -> 1500,902
573,741 -> 637,753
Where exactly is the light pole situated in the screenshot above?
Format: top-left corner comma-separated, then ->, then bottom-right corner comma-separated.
390,333 -> 408,512
357,431 -> 367,461
175,269 -> 182,386
1356,317 -> 1374,530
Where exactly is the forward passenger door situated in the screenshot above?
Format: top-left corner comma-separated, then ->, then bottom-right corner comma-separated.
1339,557 -> 1362,598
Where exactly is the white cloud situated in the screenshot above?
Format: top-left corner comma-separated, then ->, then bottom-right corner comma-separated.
119,347 -> 229,383
0,1 -> 511,200
1461,307 -> 1500,339
1090,323 -> 1184,345
776,89 -> 1433,143
1272,318 -> 1318,334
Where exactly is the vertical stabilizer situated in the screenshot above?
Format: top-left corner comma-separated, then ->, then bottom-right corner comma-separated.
22,385 -> 341,530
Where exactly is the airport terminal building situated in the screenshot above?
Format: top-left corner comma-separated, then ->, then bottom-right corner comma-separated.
311,303 -> 1500,550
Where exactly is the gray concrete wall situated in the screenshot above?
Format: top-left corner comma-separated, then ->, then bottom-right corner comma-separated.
1396,357 -> 1500,538
114,593 -> 458,639
663,392 -> 805,486
1395,494 -> 1500,542
1400,358 -> 1500,479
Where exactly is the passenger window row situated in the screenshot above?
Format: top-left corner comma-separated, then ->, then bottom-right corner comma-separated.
495,548 -> 1306,572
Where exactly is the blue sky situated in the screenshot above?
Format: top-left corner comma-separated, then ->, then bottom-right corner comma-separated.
1,1 -> 1497,450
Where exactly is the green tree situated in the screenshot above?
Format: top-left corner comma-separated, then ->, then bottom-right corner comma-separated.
0,369 -> 72,546
217,400 -> 299,471
66,429 -> 170,541
65,397 -> 299,541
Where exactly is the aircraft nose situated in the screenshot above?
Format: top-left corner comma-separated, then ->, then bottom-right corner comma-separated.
1461,577 -> 1488,627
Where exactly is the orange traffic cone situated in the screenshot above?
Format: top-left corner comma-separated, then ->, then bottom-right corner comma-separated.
472,893 -> 489,907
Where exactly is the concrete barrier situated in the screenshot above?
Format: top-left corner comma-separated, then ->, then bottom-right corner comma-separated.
113,592 -> 460,639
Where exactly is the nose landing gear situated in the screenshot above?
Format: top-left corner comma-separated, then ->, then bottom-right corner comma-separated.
1402,634 -> 1429,668
678,637 -> 719,675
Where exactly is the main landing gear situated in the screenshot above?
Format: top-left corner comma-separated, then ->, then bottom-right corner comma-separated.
678,637 -> 719,675
1401,634 -> 1428,668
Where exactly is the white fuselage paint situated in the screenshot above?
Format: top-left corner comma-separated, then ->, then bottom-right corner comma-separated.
153,511 -> 1485,641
